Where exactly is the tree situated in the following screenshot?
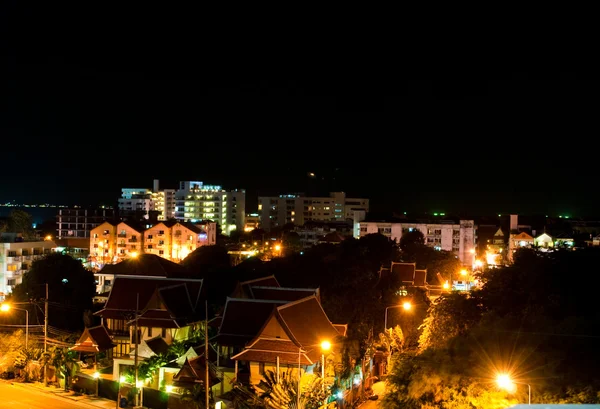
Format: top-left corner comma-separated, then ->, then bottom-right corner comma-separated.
257,370 -> 330,409
9,253 -> 96,331
399,230 -> 426,261
50,347 -> 80,390
181,383 -> 212,409
5,210 -> 36,240
182,245 -> 231,274
385,247 -> 600,405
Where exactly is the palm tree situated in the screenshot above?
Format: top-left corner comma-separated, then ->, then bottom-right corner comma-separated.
181,383 -> 213,409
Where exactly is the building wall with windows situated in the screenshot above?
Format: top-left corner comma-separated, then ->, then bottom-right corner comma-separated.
174,181 -> 245,236
258,192 -> 369,231
89,221 -> 118,270
115,222 -> 143,261
0,240 -> 56,299
356,219 -> 476,265
56,207 -> 116,239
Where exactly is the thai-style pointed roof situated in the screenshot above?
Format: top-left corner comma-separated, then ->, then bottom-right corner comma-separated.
214,298 -> 287,346
247,286 -> 320,302
95,276 -> 204,325
70,325 -> 115,353
229,275 -> 280,298
231,337 -> 314,365
172,356 -> 220,387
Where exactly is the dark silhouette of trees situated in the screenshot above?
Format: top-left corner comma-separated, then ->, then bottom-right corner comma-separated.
9,253 -> 96,331
385,247 -> 600,406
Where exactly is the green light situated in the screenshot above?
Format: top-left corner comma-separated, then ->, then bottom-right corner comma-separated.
498,214 -> 501,217
403,212 -> 407,215
565,215 -> 570,219
559,215 -> 563,218
440,212 -> 445,216
433,213 -> 438,216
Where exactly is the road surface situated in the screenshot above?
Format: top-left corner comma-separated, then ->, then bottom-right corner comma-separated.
0,382 -> 94,408
361,381 -> 386,409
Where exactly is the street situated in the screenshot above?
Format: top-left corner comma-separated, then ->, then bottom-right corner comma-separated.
360,381 -> 386,409
0,382 -> 95,408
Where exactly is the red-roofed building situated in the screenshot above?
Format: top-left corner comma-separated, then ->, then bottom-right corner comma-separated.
231,295 -> 346,385
94,275 -> 205,382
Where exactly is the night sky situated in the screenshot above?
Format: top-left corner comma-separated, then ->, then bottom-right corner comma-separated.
1,9 -> 598,217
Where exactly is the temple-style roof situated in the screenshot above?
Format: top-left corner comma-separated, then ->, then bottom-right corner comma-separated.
70,325 -> 115,353
231,338 -> 314,365
248,286 -> 319,302
276,295 -> 342,350
97,254 -> 193,278
414,269 -> 427,287
214,298 -> 287,346
229,275 -> 280,298
333,324 -> 348,337
391,262 -> 416,285
172,356 -> 220,387
95,276 -> 204,325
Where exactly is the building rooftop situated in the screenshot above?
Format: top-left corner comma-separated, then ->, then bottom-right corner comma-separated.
97,254 -> 193,278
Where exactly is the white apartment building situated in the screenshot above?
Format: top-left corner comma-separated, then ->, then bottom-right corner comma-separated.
174,181 -> 245,236
118,188 -> 154,213
258,192 -> 369,230
356,219 -> 476,265
0,238 -> 56,300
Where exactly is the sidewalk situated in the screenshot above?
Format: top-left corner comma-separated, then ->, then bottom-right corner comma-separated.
10,380 -> 127,409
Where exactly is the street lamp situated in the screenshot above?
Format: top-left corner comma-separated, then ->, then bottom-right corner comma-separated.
384,302 -> 412,330
320,341 -> 331,392
116,375 -> 126,409
93,371 -> 100,397
496,373 -> 531,405
0,304 -> 29,350
297,340 -> 333,407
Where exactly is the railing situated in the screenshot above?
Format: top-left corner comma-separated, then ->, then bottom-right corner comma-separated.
117,233 -> 127,238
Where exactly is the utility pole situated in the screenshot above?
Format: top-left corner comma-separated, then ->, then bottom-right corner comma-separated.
44,283 -> 48,386
134,293 -> 139,408
205,300 -> 210,409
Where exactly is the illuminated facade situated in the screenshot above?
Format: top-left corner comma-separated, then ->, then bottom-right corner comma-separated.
118,180 -> 176,222
90,220 -> 217,269
143,220 -> 216,262
258,192 -> 369,230
174,181 -> 245,236
1,239 -> 56,299
89,221 -> 119,269
356,219 -> 476,265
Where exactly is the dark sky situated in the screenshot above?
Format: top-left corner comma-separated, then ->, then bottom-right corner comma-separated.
1,7 -> 598,217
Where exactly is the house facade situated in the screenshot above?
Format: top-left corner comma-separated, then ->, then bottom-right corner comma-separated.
94,275 -> 205,382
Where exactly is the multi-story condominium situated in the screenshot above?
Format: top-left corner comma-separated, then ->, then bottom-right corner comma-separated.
56,207 -> 115,238
174,181 -> 245,236
294,221 -> 354,248
89,220 -> 216,270
356,218 -> 477,265
0,234 -> 55,299
118,188 -> 155,216
143,220 -> 217,262
258,191 -> 369,231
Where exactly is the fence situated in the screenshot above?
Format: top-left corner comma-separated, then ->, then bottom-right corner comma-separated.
73,373 -> 173,409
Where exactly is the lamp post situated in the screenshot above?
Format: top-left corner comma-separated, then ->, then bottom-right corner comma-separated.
93,371 -> 100,397
384,301 -> 412,330
320,341 -> 331,393
116,376 -> 125,409
0,304 -> 28,350
497,373 -> 531,405
297,340 -> 333,407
